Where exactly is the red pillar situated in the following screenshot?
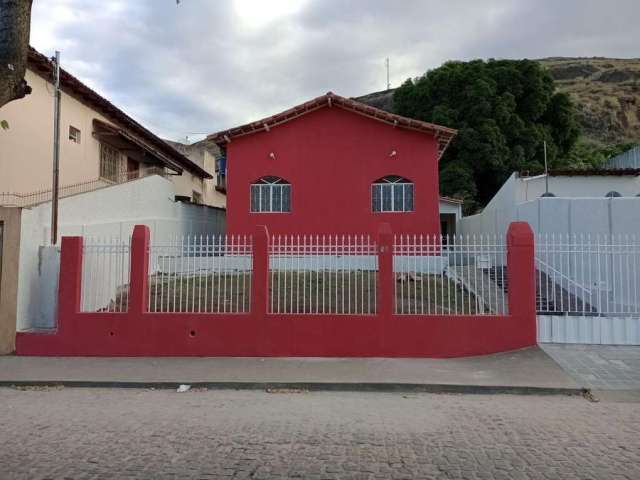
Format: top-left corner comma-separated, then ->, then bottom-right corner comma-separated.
377,223 -> 393,320
506,221 -> 537,346
57,236 -> 84,332
251,225 -> 270,317
129,225 -> 150,315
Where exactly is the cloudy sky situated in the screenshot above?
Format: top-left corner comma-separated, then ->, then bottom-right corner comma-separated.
31,0 -> 639,142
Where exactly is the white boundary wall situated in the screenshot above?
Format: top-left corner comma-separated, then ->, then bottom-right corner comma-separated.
459,197 -> 640,238
17,175 -> 225,330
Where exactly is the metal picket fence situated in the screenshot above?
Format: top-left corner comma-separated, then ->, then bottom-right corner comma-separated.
394,235 -> 508,315
81,237 -> 131,312
269,235 -> 378,314
536,233 -> 640,316
147,235 -> 253,313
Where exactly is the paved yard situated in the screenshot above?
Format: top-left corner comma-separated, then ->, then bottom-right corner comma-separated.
541,344 -> 640,390
1,388 -> 639,479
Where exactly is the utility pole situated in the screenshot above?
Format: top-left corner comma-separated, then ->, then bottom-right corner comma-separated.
543,140 -> 549,195
385,57 -> 390,90
51,51 -> 61,245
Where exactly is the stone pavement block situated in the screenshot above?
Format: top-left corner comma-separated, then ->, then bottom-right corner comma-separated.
1,388 -> 639,479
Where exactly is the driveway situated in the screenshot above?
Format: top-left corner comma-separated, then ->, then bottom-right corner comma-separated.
541,344 -> 640,390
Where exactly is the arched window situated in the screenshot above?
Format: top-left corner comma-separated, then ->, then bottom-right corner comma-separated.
250,176 -> 291,212
605,191 -> 622,198
372,175 -> 414,212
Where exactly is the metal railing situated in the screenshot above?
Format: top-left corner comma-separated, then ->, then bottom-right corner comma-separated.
81,237 -> 131,312
269,235 -> 378,314
536,233 -> 640,316
148,235 -> 252,313
394,235 -> 508,315
0,166 -> 167,208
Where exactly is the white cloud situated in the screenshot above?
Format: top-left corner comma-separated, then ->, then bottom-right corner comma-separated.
30,0 -> 640,142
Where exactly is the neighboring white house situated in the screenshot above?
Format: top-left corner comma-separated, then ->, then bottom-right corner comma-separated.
438,197 -> 463,237
458,170 -> 640,237
457,170 -> 640,347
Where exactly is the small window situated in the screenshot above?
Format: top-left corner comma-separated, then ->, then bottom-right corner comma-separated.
372,175 -> 414,212
192,191 -> 202,204
250,176 -> 291,212
69,126 -> 81,143
605,191 -> 622,198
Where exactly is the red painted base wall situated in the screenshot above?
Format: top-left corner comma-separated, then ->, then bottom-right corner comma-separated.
16,313 -> 535,358
16,223 -> 537,358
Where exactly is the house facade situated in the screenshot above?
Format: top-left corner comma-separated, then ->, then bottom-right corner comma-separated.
458,170 -> 640,237
0,47 -> 224,208
208,92 -> 456,236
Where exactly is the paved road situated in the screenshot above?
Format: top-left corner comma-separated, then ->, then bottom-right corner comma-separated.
1,388 -> 639,479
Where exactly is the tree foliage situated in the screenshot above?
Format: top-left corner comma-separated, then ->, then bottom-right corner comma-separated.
394,59 -> 580,213
561,138 -> 637,170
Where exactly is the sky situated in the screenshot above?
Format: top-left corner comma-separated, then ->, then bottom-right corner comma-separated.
30,0 -> 640,143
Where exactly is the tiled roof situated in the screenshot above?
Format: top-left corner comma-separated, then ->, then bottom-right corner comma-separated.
207,92 -> 457,159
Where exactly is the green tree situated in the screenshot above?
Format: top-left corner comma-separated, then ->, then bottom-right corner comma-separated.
561,138 -> 638,170
394,59 -> 580,212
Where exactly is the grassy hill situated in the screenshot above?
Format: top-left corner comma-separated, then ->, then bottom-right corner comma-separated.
540,57 -> 640,145
356,57 -> 640,146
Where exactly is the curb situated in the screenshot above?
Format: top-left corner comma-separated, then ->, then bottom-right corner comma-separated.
0,380 -> 585,396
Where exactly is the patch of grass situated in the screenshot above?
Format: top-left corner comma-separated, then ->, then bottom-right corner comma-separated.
140,271 -> 480,315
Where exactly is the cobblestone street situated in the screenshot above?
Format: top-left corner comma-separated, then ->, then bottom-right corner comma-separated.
1,387 -> 639,479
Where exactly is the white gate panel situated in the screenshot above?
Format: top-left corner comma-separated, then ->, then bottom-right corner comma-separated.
538,315 -> 640,345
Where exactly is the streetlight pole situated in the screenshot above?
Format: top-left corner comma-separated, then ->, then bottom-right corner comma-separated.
51,51 -> 61,245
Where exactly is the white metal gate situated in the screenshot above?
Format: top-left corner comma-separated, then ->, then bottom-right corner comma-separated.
536,233 -> 640,345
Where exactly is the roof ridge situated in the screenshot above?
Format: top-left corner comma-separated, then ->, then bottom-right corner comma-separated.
207,92 -> 457,159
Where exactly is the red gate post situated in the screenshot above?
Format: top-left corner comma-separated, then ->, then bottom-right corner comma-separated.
57,235 -> 84,332
506,221 -> 537,346
251,225 -> 270,317
129,225 -> 150,315
377,223 -> 393,320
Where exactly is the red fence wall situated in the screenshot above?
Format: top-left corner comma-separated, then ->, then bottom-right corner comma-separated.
16,222 -> 537,357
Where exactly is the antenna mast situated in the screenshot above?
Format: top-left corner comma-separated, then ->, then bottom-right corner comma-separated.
385,57 -> 390,90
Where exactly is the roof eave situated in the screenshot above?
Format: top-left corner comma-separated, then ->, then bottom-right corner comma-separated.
207,92 -> 457,158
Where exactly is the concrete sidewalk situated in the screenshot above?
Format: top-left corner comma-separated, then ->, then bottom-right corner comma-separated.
0,347 -> 582,394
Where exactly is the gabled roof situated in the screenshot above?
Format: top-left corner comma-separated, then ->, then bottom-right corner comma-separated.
207,92 -> 457,159
27,47 -> 212,179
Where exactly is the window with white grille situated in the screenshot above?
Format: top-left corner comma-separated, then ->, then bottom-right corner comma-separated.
100,143 -> 121,181
372,176 -> 414,212
251,176 -> 291,212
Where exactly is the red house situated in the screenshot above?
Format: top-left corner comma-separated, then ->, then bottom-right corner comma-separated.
208,92 -> 457,236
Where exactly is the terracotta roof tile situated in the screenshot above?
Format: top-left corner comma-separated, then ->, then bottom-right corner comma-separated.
207,92 -> 457,159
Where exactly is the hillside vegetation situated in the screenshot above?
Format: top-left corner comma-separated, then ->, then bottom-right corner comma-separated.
356,57 -> 640,211
539,57 -> 640,145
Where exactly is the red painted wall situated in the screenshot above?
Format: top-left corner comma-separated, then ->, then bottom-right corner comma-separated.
15,223 -> 538,358
225,106 -> 441,236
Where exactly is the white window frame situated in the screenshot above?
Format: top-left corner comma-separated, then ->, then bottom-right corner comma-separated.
250,177 -> 291,213
372,176 -> 414,212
